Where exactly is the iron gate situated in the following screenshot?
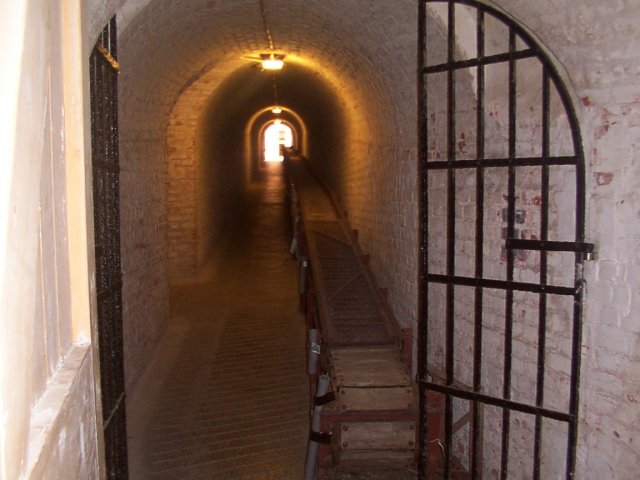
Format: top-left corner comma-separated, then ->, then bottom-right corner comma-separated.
90,17 -> 129,479
418,1 -> 591,478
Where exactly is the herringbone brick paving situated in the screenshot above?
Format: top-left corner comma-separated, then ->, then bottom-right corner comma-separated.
128,163 -> 309,479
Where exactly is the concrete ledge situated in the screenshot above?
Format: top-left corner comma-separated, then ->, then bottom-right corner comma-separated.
24,342 -> 99,480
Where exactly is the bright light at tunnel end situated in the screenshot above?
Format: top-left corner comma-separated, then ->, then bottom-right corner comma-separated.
264,122 -> 293,163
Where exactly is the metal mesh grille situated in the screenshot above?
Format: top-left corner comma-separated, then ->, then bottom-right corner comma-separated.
90,16 -> 129,479
310,223 -> 395,346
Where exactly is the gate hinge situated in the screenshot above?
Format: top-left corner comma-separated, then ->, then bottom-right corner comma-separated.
309,430 -> 333,445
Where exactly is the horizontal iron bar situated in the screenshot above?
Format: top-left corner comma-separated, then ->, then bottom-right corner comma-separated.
425,155 -> 577,170
506,239 -> 595,253
424,48 -> 536,74
426,273 -> 575,296
421,381 -> 574,423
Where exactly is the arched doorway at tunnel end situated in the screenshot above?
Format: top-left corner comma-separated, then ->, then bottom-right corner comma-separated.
245,105 -> 307,182
260,119 -> 295,163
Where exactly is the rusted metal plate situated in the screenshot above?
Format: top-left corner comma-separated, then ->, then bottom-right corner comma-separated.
332,347 -> 410,387
337,386 -> 414,412
340,421 -> 416,450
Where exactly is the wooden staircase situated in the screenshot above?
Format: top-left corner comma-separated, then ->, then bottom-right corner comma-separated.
285,154 -> 418,479
319,345 -> 418,477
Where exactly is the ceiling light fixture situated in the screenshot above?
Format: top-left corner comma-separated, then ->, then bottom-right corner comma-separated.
261,53 -> 285,71
259,0 -> 285,70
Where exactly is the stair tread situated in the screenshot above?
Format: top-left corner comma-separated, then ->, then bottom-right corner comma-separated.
335,468 -> 418,480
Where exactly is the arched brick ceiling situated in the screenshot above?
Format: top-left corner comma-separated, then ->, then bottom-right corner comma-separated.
118,0 -> 418,148
111,0 -> 634,146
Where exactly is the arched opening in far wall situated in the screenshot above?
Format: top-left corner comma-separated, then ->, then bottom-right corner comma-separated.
245,105 -> 307,180
261,120 -> 296,163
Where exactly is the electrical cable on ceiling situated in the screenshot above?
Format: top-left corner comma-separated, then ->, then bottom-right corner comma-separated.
260,0 -> 281,109
260,0 -> 275,51
272,74 -> 279,105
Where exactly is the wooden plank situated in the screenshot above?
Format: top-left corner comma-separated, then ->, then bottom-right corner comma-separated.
332,347 -> 410,387
340,421 -> 416,450
338,386 -> 414,412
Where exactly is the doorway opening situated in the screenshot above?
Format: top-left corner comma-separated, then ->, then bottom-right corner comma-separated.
263,120 -> 294,162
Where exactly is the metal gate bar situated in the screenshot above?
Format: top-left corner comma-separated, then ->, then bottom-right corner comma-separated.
90,16 -> 129,480
418,1 -> 592,479
443,3 -> 456,478
532,66 -> 551,480
471,9 -> 486,477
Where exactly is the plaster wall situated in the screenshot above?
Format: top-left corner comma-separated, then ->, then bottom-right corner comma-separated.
24,346 -> 99,480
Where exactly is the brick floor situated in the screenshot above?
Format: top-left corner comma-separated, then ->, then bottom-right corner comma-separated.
128,163 -> 309,479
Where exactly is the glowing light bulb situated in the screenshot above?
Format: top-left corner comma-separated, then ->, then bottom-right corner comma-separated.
262,57 -> 284,70
261,53 -> 285,71
271,107 -> 282,114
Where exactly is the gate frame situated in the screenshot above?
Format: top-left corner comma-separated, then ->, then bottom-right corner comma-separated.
417,1 -> 592,478
89,16 -> 130,480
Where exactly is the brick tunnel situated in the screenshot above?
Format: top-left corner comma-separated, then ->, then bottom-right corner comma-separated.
5,1 -> 638,480
108,1 -> 637,479
119,2 -> 420,478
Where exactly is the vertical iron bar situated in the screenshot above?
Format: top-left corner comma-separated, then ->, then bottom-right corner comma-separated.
567,262 -> 583,479
546,62 -> 586,480
533,67 -> 551,480
417,1 -> 429,478
500,28 -> 517,480
445,1 -> 456,477
562,48 -> 586,480
471,8 -> 485,480
91,16 -> 128,479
